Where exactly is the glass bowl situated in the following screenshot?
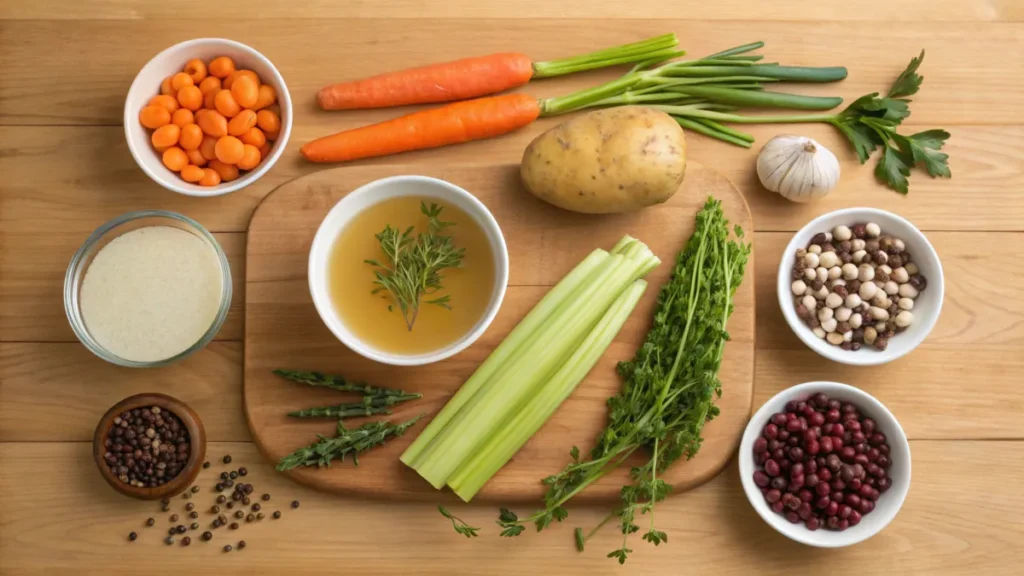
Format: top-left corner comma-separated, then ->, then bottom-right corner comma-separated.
64,210 -> 232,367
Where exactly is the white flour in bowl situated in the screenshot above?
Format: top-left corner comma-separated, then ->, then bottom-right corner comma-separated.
80,226 -> 223,362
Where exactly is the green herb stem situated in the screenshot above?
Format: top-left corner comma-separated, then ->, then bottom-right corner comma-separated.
532,34 -> 680,78
273,369 -> 411,397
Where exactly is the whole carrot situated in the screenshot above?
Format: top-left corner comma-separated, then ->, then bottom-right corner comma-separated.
301,93 -> 541,163
316,34 -> 680,110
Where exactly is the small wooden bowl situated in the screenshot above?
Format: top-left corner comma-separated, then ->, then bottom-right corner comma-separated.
93,393 -> 207,500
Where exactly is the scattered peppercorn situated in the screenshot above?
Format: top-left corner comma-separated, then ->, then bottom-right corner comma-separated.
243,484 -> 254,495
161,498 -> 170,505
224,479 -> 234,488
128,532 -> 137,541
246,514 -> 255,523
261,494 -> 270,501
185,503 -> 194,511
251,503 -> 261,512
224,545 -> 232,552
169,514 -> 179,522
226,501 -> 234,509
256,513 -> 264,520
242,498 -> 250,506
202,531 -> 213,541
146,518 -> 155,527
181,536 -> 191,546
202,461 -> 211,469
191,485 -> 200,494
211,505 -> 220,514
216,495 -> 227,504
238,467 -> 248,477
165,536 -> 175,545
220,472 -> 229,480
291,500 -> 299,509
229,523 -> 239,530
182,491 -> 190,500
168,527 -> 176,536
176,525 -> 187,534
235,511 -> 244,519
162,504 -> 171,512
190,522 -> 199,530
238,541 -> 246,550
215,483 -> 224,492
229,471 -> 238,480
189,511 -> 199,519
223,455 -> 232,464
272,511 -> 281,519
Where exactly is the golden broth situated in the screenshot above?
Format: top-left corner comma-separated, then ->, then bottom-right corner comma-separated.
328,196 -> 496,355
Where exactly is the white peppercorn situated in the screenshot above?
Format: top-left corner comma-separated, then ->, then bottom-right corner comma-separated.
868,306 -> 890,321
814,286 -> 829,300
826,332 -> 845,345
833,225 -> 852,242
834,306 -> 852,322
898,297 -> 914,311
895,310 -> 913,328
844,330 -> 853,342
859,281 -> 878,300
884,280 -> 899,295
894,238 -> 906,252
816,267 -> 828,282
875,321 -> 887,332
803,268 -> 816,281
873,251 -> 888,265
852,239 -> 866,251
827,266 -> 842,280
802,295 -> 817,310
865,222 -> 881,237
821,318 -> 838,333
891,267 -> 909,284
831,278 -> 847,288
818,307 -> 834,322
824,232 -> 833,243
863,326 -> 878,344
813,327 -> 827,339
849,313 -> 863,329
851,250 -> 866,264
791,280 -> 807,296
825,293 -> 844,309
905,262 -> 920,276
872,293 -> 890,308
857,264 -> 875,282
899,283 -> 920,299
879,264 -> 892,275
845,293 -> 862,309
819,251 -> 839,269
808,244 -> 822,255
804,252 -> 820,269
840,263 -> 858,280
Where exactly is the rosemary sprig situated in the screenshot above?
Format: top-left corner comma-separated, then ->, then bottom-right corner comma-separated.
276,415 -> 424,471
287,392 -> 422,419
439,506 -> 480,538
365,202 -> 465,331
273,369 -> 411,398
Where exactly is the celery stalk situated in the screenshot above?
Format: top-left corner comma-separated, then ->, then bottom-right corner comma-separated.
447,279 -> 649,501
400,249 -> 608,467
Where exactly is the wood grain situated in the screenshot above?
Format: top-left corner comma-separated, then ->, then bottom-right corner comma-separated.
2,0 -> 1021,21
0,232 -> 245,342
1,441 -> 1021,575
243,163 -> 754,501
2,20 -> 1022,126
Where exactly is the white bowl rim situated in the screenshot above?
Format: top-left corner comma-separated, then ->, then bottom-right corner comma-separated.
738,381 -> 911,548
307,175 -> 509,367
777,207 -> 944,366
123,37 -> 292,198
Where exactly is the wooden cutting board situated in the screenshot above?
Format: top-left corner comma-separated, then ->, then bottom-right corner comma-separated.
244,162 -> 755,502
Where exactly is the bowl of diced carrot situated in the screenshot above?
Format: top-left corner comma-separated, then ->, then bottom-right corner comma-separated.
125,38 -> 292,197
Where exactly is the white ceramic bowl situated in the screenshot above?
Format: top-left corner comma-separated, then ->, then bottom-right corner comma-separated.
308,175 -> 509,366
778,208 -> 943,366
739,381 -> 911,547
124,38 -> 292,197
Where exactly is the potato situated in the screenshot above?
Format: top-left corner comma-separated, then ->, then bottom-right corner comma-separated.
520,106 -> 686,214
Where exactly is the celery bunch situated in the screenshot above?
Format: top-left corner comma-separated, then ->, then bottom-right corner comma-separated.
400,236 -> 660,501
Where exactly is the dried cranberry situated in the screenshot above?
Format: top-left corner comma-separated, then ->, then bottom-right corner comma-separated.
815,482 -> 831,497
809,412 -> 825,427
770,476 -> 788,491
877,455 -> 891,469
753,471 -> 770,488
840,446 -> 856,462
851,431 -> 867,444
755,451 -> 769,465
764,423 -> 779,440
785,401 -> 799,413
798,503 -> 812,520
764,459 -> 780,477
825,501 -> 839,517
789,447 -> 804,462
799,489 -> 814,503
838,519 -> 850,531
819,436 -> 834,454
869,433 -> 887,446
771,501 -> 786,514
771,413 -> 788,426
845,493 -> 861,509
786,419 -> 804,433
846,420 -> 862,433
805,517 -> 821,531
831,423 -> 845,437
858,484 -> 875,500
813,393 -> 829,408
805,473 -> 819,487
753,437 -> 768,453
765,489 -> 782,503
862,418 -> 876,435
778,429 -> 790,441
785,511 -> 801,524
855,443 -> 868,455
826,516 -> 840,530
838,504 -> 852,519
818,468 -> 832,482
772,448 -> 786,461
848,510 -> 862,526
877,477 -> 892,493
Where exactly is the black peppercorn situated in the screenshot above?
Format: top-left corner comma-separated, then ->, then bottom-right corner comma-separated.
161,498 -> 170,505
272,511 -> 281,519
216,495 -> 226,504
229,522 -> 239,530
251,503 -> 261,512
224,544 -> 232,552
227,501 -> 234,509
238,467 -> 248,477
190,485 -> 200,494
215,483 -> 224,492
211,505 -> 220,514
229,471 -> 238,480
223,455 -> 232,464
181,536 -> 191,546
256,513 -> 264,520
261,494 -> 270,501
168,527 -> 176,536
190,522 -> 199,530
128,532 -> 137,541
189,511 -> 199,519
162,504 -> 171,512
185,503 -> 194,511
224,479 -> 234,489
169,514 -> 179,522
146,518 -> 155,527
202,531 -> 213,541
176,525 -> 187,534
235,510 -> 244,519
220,472 -> 229,480
243,484 -> 254,495
246,514 -> 254,523
182,492 -> 190,500
238,541 -> 246,550
203,461 -> 211,469
242,498 -> 250,506
291,500 -> 300,509
165,536 -> 175,545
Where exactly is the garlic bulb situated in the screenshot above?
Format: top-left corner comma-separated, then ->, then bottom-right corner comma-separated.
756,135 -> 840,202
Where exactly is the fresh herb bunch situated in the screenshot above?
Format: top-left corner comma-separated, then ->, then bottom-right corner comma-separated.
287,391 -> 423,419
438,506 -> 480,538
496,197 -> 750,564
366,202 -> 465,331
276,415 -> 423,471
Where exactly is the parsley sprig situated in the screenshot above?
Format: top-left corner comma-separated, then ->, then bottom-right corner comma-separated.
438,506 -> 480,538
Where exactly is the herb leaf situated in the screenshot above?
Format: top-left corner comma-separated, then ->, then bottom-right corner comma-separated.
875,146 -> 912,195
439,505 -> 480,538
276,415 -> 423,471
900,129 -> 952,178
366,202 -> 465,331
887,50 -> 925,99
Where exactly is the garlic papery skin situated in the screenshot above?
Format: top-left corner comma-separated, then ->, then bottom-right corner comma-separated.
757,135 -> 840,202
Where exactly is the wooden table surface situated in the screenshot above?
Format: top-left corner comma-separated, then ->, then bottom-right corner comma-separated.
2,1 -> 1023,574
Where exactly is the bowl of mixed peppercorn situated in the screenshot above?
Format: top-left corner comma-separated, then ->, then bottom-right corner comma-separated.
93,393 -> 207,499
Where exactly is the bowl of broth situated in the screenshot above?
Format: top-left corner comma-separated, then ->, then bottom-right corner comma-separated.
308,175 -> 509,366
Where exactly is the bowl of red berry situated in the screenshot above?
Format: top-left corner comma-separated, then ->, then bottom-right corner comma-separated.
739,382 -> 910,547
